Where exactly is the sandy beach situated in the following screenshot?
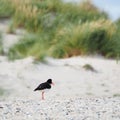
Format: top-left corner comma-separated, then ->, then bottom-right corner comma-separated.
0,19 -> 120,120
0,97 -> 120,120
0,55 -> 120,100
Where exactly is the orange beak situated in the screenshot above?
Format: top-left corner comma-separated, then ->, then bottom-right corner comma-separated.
52,82 -> 54,85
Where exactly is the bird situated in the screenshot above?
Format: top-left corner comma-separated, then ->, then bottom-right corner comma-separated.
34,79 -> 54,100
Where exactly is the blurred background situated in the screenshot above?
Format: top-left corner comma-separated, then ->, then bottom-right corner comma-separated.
0,0 -> 120,60
0,0 -> 120,100
65,0 -> 120,21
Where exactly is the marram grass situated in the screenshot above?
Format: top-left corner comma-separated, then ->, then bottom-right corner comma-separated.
50,19 -> 117,58
1,0 -> 120,60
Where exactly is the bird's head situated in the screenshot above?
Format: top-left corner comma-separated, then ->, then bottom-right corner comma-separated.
47,79 -> 54,85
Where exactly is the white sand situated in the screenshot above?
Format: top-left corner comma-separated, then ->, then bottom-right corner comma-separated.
0,55 -> 120,100
0,97 -> 120,120
0,19 -> 120,119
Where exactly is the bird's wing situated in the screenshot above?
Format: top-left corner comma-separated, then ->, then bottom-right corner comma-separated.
37,83 -> 45,90
34,83 -> 51,91
34,84 -> 43,91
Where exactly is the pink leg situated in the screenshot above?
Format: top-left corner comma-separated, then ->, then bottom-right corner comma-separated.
42,91 -> 44,100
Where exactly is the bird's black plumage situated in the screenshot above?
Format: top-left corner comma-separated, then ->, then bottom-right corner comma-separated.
34,79 -> 54,100
34,79 -> 52,91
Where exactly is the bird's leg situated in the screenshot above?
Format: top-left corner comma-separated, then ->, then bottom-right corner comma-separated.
42,91 -> 44,100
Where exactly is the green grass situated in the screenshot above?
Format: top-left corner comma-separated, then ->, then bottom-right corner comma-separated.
50,19 -> 117,58
8,33 -> 51,61
0,32 -> 4,54
114,19 -> 120,58
1,0 -> 120,60
6,20 -> 16,34
0,0 -> 14,18
83,64 -> 96,72
0,0 -> 108,32
9,19 -> 119,60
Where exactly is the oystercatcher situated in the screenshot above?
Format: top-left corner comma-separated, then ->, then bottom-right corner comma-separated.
34,79 -> 54,100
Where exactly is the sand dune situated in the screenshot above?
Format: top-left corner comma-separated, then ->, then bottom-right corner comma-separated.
0,19 -> 120,120
0,56 -> 120,100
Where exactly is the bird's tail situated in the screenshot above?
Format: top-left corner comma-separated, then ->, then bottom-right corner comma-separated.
34,88 -> 37,91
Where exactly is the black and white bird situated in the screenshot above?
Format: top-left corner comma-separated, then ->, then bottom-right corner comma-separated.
34,79 -> 54,100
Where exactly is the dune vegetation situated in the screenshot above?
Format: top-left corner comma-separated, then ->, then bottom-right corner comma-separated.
0,32 -> 3,54
0,0 -> 120,60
